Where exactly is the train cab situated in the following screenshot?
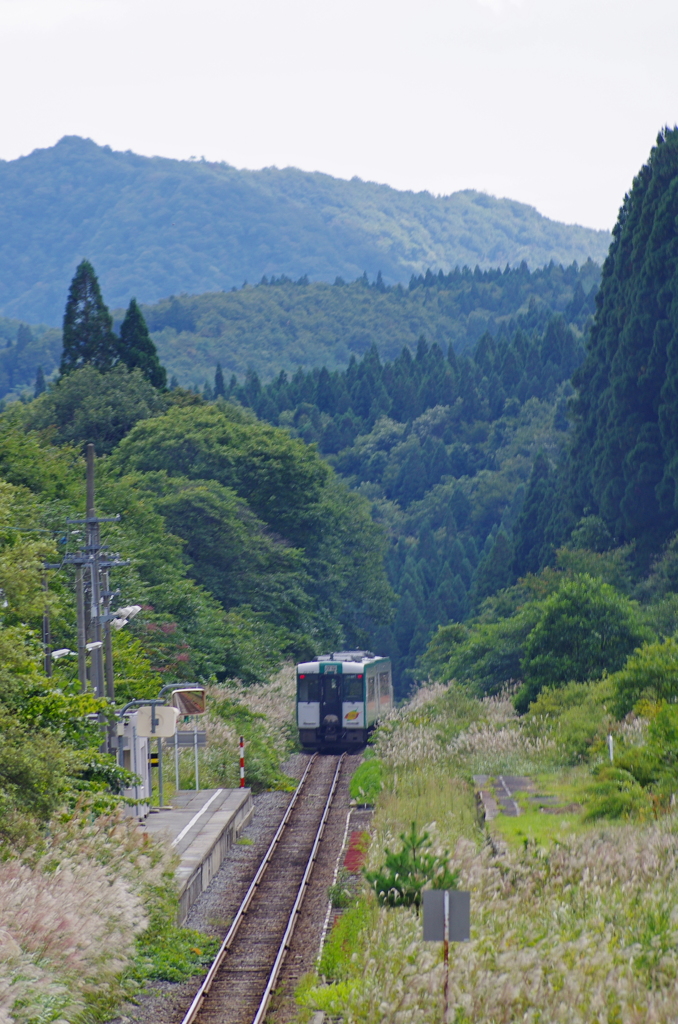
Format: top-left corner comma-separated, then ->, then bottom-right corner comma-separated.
296,650 -> 393,749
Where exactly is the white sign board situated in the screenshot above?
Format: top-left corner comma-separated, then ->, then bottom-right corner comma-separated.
134,705 -> 180,738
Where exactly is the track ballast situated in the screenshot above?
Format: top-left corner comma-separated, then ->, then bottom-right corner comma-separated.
180,753 -> 345,1024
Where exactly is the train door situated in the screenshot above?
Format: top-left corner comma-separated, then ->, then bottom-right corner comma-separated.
320,668 -> 342,737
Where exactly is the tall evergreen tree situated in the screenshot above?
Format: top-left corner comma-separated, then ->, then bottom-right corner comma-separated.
118,298 -> 167,389
60,260 -> 118,375
512,452 -> 555,577
214,362 -> 226,399
568,128 -> 678,560
33,366 -> 46,398
17,324 -> 33,349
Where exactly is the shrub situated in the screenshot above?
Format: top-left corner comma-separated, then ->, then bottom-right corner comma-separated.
523,679 -> 614,763
610,637 -> 678,717
584,765 -> 654,820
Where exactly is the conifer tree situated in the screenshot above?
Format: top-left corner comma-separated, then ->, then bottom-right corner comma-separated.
567,128 -> 678,559
512,452 -> 555,577
17,324 -> 33,349
214,362 -> 226,398
118,298 -> 167,389
60,260 -> 118,375
33,366 -> 46,398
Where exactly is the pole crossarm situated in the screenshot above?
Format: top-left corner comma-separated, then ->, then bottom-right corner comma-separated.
66,515 -> 121,524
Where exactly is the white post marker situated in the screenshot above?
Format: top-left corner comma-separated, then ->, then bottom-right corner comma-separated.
608,733 -> 614,762
423,889 -> 470,1022
240,735 -> 245,788
194,717 -> 200,791
175,727 -> 180,793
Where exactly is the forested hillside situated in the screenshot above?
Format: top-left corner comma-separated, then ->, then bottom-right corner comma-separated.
0,136 -> 611,325
0,259 -> 599,402
414,127 -> 678,722
501,127 -> 678,575
226,276 -> 592,688
0,256 -> 599,692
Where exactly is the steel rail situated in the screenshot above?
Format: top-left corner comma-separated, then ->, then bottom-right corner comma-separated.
251,751 -> 345,1024
179,754 -> 317,1024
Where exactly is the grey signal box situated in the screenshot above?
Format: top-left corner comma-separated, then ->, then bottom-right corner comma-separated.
423,889 -> 470,942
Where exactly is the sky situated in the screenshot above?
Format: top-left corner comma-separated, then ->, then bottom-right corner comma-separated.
0,0 -> 675,231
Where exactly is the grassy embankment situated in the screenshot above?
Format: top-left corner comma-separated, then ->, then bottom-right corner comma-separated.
0,669 -> 298,1023
296,684 -> 678,1023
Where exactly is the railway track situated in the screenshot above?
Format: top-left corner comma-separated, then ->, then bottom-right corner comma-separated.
180,752 -> 345,1024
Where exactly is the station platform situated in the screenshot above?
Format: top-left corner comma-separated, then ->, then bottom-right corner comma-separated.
142,787 -> 254,922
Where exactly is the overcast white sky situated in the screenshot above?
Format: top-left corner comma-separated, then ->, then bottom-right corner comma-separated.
0,0 -> 675,230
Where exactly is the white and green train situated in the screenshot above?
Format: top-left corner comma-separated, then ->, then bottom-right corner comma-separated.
296,650 -> 393,749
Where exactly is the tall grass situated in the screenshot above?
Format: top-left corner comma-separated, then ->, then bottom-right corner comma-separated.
299,682 -> 678,1023
0,809 -> 176,1023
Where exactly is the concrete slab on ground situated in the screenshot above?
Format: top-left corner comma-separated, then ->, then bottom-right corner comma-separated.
473,774 -> 535,820
143,787 -> 253,922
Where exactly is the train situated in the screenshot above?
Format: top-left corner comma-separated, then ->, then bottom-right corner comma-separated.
296,650 -> 393,749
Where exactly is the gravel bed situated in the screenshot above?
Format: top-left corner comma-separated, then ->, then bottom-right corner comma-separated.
281,751 -> 311,780
186,789 -> 292,936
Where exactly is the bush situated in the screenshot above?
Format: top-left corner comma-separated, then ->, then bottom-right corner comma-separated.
328,868 -> 354,909
584,766 -> 653,820
610,637 -> 678,717
523,679 -> 614,763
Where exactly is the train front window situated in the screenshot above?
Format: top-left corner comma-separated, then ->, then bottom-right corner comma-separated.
343,675 -> 363,700
298,676 -> 319,701
322,677 -> 340,703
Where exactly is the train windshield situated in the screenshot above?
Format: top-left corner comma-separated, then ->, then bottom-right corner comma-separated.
343,675 -> 363,699
297,676 -> 320,701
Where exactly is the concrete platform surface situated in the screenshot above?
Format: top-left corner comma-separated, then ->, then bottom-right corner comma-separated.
143,787 -> 254,922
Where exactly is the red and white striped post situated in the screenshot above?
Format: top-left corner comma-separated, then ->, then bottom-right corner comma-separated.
239,736 -> 245,788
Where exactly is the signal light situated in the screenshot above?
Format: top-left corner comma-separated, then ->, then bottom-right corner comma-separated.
299,674 -> 305,679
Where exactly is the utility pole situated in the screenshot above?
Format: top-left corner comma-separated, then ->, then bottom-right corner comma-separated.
76,564 -> 87,691
42,573 -> 52,678
86,444 -> 104,698
63,444 -> 127,751
102,564 -> 115,702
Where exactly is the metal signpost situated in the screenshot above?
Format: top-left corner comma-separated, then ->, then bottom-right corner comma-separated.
423,889 -> 470,1021
169,687 -> 207,792
134,703 -> 180,806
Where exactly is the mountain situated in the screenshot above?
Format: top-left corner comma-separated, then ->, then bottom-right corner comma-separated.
0,136 -> 611,325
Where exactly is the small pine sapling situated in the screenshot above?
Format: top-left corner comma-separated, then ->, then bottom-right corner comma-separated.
364,821 -> 459,910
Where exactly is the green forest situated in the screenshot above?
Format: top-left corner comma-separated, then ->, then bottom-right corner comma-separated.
221,266 -> 594,689
0,135 -> 610,325
0,258 -> 600,403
